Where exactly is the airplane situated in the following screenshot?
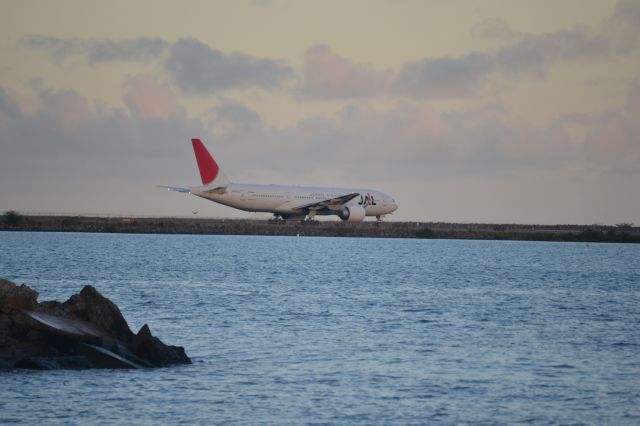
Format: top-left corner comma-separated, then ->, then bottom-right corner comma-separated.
160,139 -> 398,222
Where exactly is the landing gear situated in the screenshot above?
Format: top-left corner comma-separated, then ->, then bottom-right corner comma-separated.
305,211 -> 318,223
270,213 -> 287,222
271,213 -> 308,222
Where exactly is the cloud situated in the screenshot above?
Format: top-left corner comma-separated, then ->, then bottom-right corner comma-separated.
496,29 -> 609,71
395,27 -> 610,98
37,89 -> 93,133
208,98 -> 262,138
2,74 -> 638,190
21,2 -> 640,103
123,75 -> 184,120
164,37 -> 293,95
0,84 -> 239,216
300,29 -> 609,100
394,53 -> 493,98
607,0 -> 640,53
213,100 -> 260,125
582,77 -> 640,173
299,2 -> 636,100
202,84 -> 639,184
1,78 -> 638,220
626,76 -> 640,117
25,36 -> 169,64
299,45 -> 391,99
471,18 -> 522,42
0,85 -> 204,172
25,35 -> 294,95
299,28 -> 614,99
0,88 -> 22,126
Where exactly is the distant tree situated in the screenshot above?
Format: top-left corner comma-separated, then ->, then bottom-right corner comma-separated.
579,228 -> 603,242
4,211 -> 23,225
415,227 -> 435,238
615,222 -> 633,229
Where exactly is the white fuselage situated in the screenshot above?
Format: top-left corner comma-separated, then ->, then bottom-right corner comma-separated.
161,139 -> 399,221
190,183 -> 397,218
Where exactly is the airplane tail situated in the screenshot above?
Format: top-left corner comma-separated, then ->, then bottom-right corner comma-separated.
191,138 -> 230,186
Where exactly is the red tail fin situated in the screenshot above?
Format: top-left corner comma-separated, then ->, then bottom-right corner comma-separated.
191,138 -> 219,185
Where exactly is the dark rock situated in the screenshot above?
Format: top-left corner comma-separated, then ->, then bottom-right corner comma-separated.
0,315 -> 11,346
111,340 -> 155,368
77,343 -> 146,369
0,336 -> 55,363
0,357 -> 16,369
0,279 -> 191,370
14,356 -> 93,370
0,279 -> 38,312
37,300 -> 74,319
23,310 -> 106,344
131,324 -> 191,366
25,329 -> 45,341
63,286 -> 134,343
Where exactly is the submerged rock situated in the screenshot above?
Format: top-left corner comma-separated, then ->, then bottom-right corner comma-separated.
0,279 -> 190,370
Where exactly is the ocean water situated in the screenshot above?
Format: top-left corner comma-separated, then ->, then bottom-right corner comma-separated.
0,231 -> 639,425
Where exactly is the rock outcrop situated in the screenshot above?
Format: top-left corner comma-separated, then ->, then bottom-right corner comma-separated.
0,279 -> 190,369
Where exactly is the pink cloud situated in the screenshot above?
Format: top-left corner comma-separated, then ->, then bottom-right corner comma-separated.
122,75 -> 184,119
3,88 -> 38,117
301,45 -> 390,99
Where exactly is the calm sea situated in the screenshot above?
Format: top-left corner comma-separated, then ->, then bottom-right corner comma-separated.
1,232 -> 639,425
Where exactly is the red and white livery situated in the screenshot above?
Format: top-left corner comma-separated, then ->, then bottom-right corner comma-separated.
160,139 -> 398,221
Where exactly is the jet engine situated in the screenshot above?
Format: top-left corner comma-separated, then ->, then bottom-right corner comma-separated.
338,204 -> 366,222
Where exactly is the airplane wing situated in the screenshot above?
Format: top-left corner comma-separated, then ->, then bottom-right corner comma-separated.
293,192 -> 360,211
157,185 -> 190,193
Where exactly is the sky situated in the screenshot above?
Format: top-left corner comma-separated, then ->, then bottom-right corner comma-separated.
1,0 -> 639,225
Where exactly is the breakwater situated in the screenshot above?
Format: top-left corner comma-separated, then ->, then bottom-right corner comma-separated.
2,213 -> 639,242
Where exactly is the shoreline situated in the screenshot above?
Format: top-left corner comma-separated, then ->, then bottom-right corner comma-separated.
1,213 -> 639,243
